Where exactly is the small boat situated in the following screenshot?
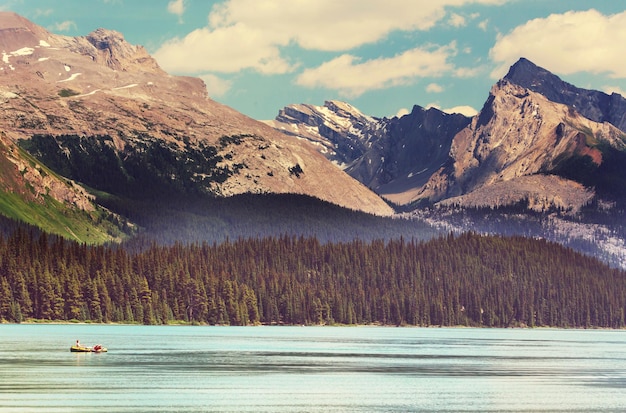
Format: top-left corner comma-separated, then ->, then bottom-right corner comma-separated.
70,344 -> 107,353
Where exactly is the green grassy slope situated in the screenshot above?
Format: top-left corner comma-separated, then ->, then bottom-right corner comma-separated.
0,139 -> 131,244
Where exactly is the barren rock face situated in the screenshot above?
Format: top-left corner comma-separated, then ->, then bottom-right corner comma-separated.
0,12 -> 393,216
81,28 -> 163,73
504,58 -> 626,133
415,79 -> 626,210
265,100 -> 378,167
266,101 -> 471,205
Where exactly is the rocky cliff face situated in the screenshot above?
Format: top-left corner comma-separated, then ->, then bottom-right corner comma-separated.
346,105 -> 470,205
266,101 -> 470,205
504,58 -> 626,133
265,100 -> 378,167
416,79 -> 626,211
0,12 -> 393,217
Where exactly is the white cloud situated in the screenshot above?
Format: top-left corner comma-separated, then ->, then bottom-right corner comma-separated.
426,103 -> 478,117
199,73 -> 232,97
443,105 -> 478,117
155,0 -> 509,75
167,0 -> 185,17
426,83 -> 444,93
490,9 -> 626,79
154,24 -> 295,74
395,108 -> 410,118
50,20 -> 77,32
454,66 -> 482,78
447,11 -> 482,28
448,13 -> 466,28
34,9 -> 53,17
478,19 -> 489,31
295,44 -> 456,98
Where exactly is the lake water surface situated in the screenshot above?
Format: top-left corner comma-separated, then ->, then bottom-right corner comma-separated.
1,324 -> 625,412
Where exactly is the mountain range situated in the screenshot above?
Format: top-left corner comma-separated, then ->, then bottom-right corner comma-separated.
265,60 -> 626,267
0,13 -> 625,267
267,58 -> 626,213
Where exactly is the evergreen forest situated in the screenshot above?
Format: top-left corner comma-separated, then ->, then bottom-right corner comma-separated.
1,221 -> 624,328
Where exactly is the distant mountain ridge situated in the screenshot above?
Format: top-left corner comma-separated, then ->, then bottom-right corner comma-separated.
1,11 -> 625,267
265,100 -> 379,167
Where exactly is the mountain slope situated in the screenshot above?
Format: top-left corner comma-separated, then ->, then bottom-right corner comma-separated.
0,12 -> 393,223
0,130 -> 129,243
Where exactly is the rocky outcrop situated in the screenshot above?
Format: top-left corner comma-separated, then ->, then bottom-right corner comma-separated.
83,28 -> 163,73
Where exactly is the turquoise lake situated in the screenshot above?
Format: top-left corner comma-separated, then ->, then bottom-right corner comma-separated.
1,324 -> 625,412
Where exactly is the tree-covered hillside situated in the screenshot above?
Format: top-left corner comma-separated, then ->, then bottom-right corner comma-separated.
1,223 -> 624,328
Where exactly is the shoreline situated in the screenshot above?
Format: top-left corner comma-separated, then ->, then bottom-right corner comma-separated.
2,319 -> 624,331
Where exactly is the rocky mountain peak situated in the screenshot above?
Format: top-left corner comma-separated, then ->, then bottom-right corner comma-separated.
415,75 -> 626,211
504,57 -> 626,132
0,11 -> 52,50
86,28 -> 134,59
324,100 -> 375,124
503,57 -> 547,85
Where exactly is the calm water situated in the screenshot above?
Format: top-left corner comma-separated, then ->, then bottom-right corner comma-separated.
1,325 -> 625,412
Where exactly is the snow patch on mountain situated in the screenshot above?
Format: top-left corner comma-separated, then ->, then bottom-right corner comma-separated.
57,72 -> 82,82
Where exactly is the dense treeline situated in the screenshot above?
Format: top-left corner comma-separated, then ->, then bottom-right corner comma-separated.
0,228 -> 624,328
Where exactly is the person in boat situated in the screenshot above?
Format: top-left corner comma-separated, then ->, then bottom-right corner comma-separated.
76,340 -> 81,347
93,344 -> 102,351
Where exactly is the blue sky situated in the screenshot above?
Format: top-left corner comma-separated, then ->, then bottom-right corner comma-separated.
2,0 -> 626,120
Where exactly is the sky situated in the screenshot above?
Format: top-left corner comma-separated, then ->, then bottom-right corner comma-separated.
2,0 -> 626,121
